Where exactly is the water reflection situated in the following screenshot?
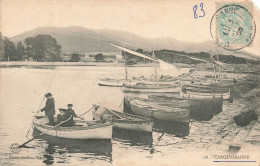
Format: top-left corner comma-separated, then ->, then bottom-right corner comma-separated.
113,129 -> 153,147
33,128 -> 112,164
153,120 -> 190,137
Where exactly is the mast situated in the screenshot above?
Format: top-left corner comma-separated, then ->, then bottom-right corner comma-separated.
152,49 -> 158,85
217,54 -> 221,81
211,50 -> 217,83
123,50 -> 128,80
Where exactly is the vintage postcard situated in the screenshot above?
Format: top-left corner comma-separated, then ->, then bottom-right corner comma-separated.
0,0 -> 259,165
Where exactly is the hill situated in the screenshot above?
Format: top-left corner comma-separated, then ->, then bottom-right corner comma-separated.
10,26 -> 259,60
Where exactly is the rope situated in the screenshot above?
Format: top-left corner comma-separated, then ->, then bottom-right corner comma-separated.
78,106 -> 95,118
119,98 -> 124,108
130,98 -> 153,108
153,131 -> 179,146
36,70 -> 57,116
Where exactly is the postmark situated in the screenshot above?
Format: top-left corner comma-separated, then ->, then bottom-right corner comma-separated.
210,3 -> 256,50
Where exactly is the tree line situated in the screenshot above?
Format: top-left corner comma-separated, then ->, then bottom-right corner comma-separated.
121,48 -> 255,65
0,33 -> 66,62
0,32 -> 256,64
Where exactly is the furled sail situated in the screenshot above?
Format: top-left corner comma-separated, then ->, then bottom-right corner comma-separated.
108,43 -> 154,61
108,43 -> 189,77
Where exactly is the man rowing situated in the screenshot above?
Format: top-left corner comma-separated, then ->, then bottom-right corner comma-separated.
57,109 -> 73,127
57,104 -> 80,127
40,93 -> 55,126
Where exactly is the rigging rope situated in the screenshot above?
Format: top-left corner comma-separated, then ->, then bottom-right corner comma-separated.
26,70 -> 57,139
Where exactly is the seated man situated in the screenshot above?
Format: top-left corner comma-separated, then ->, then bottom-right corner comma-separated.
57,109 -> 73,127
66,104 -> 78,118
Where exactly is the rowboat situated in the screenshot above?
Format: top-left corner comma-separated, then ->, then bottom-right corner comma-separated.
92,104 -> 153,132
124,96 -> 190,123
33,128 -> 113,154
98,78 -> 138,87
122,82 -> 181,93
183,83 -> 232,93
33,116 -> 112,140
148,93 -> 223,121
181,91 -> 230,100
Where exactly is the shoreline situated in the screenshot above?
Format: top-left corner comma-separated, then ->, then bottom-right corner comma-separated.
0,61 -> 124,67
0,62 -> 162,68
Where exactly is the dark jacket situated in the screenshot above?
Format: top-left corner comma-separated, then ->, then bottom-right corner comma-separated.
65,109 -> 77,126
57,113 -> 73,127
41,97 -> 55,117
67,109 -> 77,118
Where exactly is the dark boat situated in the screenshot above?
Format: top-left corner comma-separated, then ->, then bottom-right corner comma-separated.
148,93 -> 223,121
124,96 -> 190,123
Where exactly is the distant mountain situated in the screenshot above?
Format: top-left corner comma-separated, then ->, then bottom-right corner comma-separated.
10,26 -> 259,60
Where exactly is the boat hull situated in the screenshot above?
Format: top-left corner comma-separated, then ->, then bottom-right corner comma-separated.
92,105 -> 153,132
182,91 -> 230,100
122,83 -> 180,93
33,117 -> 112,140
148,94 -> 223,121
98,78 -> 128,87
112,120 -> 153,132
124,97 -> 190,123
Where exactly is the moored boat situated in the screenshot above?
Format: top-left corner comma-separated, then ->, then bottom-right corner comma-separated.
122,82 -> 181,93
98,78 -> 131,87
98,77 -> 179,87
148,93 -> 223,121
124,96 -> 190,123
33,116 -> 112,140
181,91 -> 230,100
92,104 -> 153,132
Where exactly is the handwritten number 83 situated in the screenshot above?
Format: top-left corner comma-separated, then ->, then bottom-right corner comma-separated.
193,3 -> 205,19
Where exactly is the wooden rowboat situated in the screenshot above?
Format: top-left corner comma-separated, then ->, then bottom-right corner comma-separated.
148,93 -> 223,121
124,96 -> 190,123
181,91 -> 230,100
122,82 -> 180,93
98,78 -> 136,87
92,104 -> 153,133
33,116 -> 112,140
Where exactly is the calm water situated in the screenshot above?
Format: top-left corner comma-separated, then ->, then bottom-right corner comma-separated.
0,66 -> 258,165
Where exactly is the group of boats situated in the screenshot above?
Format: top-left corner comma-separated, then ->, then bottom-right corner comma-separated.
30,43 -> 257,142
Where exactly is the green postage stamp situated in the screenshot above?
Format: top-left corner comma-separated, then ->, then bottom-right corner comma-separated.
210,2 -> 256,50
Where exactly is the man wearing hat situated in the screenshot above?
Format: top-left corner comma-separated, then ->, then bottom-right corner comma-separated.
41,93 -> 55,126
65,104 -> 78,126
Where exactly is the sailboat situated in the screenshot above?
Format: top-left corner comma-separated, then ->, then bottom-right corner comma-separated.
98,43 -> 187,88
105,43 -> 185,93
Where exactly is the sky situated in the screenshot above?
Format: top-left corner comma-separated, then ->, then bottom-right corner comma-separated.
0,0 -> 259,55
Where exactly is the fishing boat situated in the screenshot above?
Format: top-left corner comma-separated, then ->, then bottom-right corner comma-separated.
92,104 -> 153,132
148,93 -> 223,121
33,116 -> 112,140
122,82 -> 181,93
124,96 -> 190,123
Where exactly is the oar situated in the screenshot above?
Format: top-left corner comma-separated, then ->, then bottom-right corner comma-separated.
18,116 -> 72,148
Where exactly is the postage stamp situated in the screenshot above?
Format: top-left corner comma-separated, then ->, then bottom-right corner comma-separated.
210,2 -> 256,50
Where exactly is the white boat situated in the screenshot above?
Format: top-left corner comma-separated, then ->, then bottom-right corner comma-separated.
92,104 -> 153,132
98,77 -> 178,87
122,82 -> 181,93
98,78 -> 129,87
33,116 -> 112,140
